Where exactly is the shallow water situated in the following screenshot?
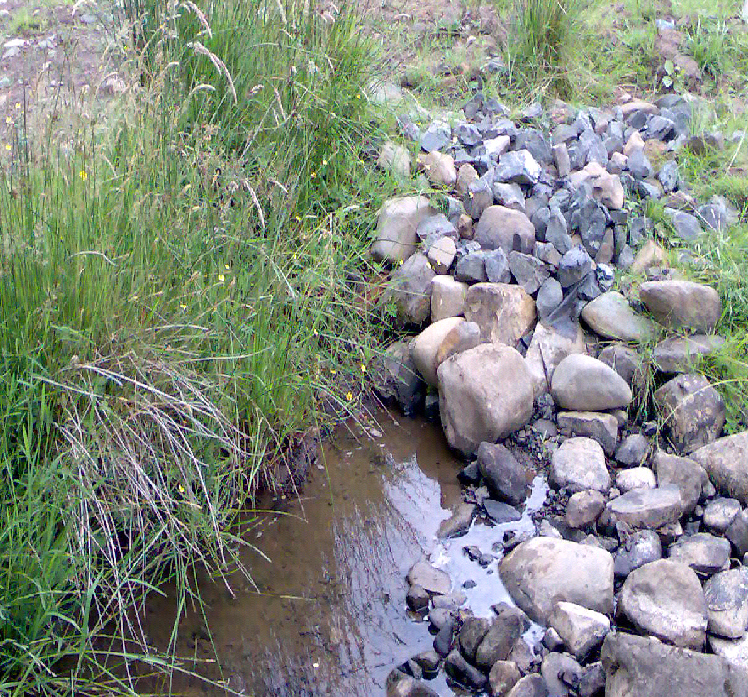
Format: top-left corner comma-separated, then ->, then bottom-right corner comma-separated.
142,410 -> 546,696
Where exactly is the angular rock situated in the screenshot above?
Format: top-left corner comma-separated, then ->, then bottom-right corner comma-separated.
618,559 -> 708,649
418,151 -> 457,187
709,633 -> 748,671
386,671 -> 441,697
551,437 -> 610,493
478,442 -> 532,505
474,206 -> 536,255
454,252 -> 487,284
437,502 -> 476,539
374,340 -> 424,414
407,561 -> 451,596
569,162 -> 625,209
464,282 -> 537,347
459,616 -> 491,663
614,529 -> 662,577
388,253 -> 435,325
524,323 -> 587,399
465,176 -> 495,220
550,602 -> 611,659
705,568 -> 748,639
536,278 -> 563,320
557,247 -> 594,288
427,236 -> 456,273
566,489 -> 606,528
640,280 -> 722,334
654,374 -> 726,455
551,354 -> 633,411
476,609 -> 526,669
557,411 -> 618,456
496,149 -> 541,185
654,451 -> 706,513
411,317 -> 465,386
500,537 -> 615,623
420,121 -> 451,152
489,661 -> 521,696
692,433 -> 748,506
607,484 -> 683,528
666,208 -> 703,243
507,675 -> 548,697
601,632 -> 748,696
456,163 -> 480,197
445,650 -> 487,691
430,275 -> 468,321
668,533 -> 731,575
615,434 -> 651,467
653,335 -> 726,373
541,651 -> 582,696
703,497 -> 742,534
509,252 -> 550,295
438,344 -> 534,455
581,291 -> 658,342
372,196 -> 438,263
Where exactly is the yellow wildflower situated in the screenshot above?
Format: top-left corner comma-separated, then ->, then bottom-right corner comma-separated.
79,170 -> 87,181
360,364 -> 366,373
5,117 -> 12,125
322,159 -> 328,166
330,369 -> 336,375
218,274 -> 225,283
346,391 -> 353,401
14,102 -> 20,110
224,264 -> 230,271
178,484 -> 185,493
4,144 -> 10,152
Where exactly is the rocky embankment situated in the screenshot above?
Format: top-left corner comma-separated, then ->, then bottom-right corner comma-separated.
372,93 -> 748,696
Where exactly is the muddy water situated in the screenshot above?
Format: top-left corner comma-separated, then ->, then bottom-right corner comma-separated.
143,411 -> 546,696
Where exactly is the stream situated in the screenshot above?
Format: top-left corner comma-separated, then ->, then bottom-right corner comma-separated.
142,409 -> 548,696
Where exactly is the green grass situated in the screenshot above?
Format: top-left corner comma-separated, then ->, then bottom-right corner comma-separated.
0,0 -> 394,693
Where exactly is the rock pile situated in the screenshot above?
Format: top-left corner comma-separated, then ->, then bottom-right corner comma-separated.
374,93 -> 748,696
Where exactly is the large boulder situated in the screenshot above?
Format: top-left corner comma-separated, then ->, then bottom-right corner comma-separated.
464,282 -> 537,347
524,323 -> 587,399
371,196 -> 438,263
618,559 -> 708,650
551,354 -> 632,411
474,205 -> 536,255
438,344 -> 533,455
601,632 -> 748,697
410,317 -> 465,386
639,280 -> 722,333
654,374 -> 726,455
692,432 -> 748,505
500,537 -> 614,624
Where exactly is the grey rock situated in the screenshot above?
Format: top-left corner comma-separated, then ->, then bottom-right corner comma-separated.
557,247 -> 593,288
553,143 -> 571,177
557,411 -> 618,456
550,602 -> 610,660
541,652 -> 582,696
703,498 -> 742,534
465,176 -> 494,220
493,182 -> 526,211
627,148 -> 654,179
431,276 -> 468,321
476,609 -> 526,669
474,205 -> 536,255
668,532 -> 731,574
551,437 -> 610,493
546,207 -> 573,254
454,252 -> 487,283
386,671 -> 441,697
464,282 -> 537,346
485,248 -> 513,284
616,467 -> 656,492
566,490 -> 606,528
655,451 -> 706,514
536,278 -> 563,320
659,160 -> 680,192
692,433 -> 748,505
459,616 -> 491,662
388,253 -> 435,325
581,291 -> 658,342
665,208 -> 703,243
496,150 -> 542,185
709,633 -> 748,671
705,568 -> 748,639
653,334 -> 726,373
437,502 -> 476,539
654,374 -> 726,455
509,252 -> 550,295
598,343 -> 646,391
371,196 -> 439,263
727,511 -> 748,557
616,434 -> 651,467
417,213 -> 458,247
601,632 -> 748,697
406,584 -> 430,611
478,442 -> 532,505
535,241 -> 562,267
578,662 -> 605,697
618,559 -> 708,649
614,529 -> 662,577
500,537 -> 615,624
374,340 -> 424,415
640,280 -> 722,334
607,485 -> 683,528
438,344 -> 534,455
420,121 -> 451,152
445,650 -> 487,690
507,675 -> 549,697
455,122 -> 482,147
517,128 -> 553,165
408,561 -> 451,595
489,661 -> 522,696
551,354 -> 633,411
484,500 -> 521,523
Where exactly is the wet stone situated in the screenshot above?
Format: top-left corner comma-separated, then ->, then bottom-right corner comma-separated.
484,499 -> 521,523
476,608 -> 526,669
550,602 -> 611,660
437,502 -> 476,539
445,650 -> 487,691
407,561 -> 451,596
478,442 -> 532,505
489,661 -> 521,696
406,584 -> 430,611
459,616 -> 491,663
541,651 -> 583,696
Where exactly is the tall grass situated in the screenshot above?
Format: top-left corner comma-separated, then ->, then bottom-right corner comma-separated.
0,0 -> 390,693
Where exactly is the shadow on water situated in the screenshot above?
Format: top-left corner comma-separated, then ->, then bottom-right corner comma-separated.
141,410 -> 546,696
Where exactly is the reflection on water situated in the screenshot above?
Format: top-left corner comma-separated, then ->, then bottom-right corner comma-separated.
142,412 -> 546,696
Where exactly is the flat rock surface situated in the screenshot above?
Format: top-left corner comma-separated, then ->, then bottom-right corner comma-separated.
550,437 -> 610,493
606,485 -> 683,528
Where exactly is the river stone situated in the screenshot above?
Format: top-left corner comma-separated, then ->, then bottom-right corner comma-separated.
581,291 -> 658,342
618,559 -> 708,649
476,610 -> 526,669
524,323 -> 587,399
654,452 -> 706,513
410,317 -> 465,387
374,340 -> 424,415
437,502 -> 476,539
478,442 -> 532,505
566,490 -> 606,528
459,616 -> 491,663
378,141 -> 411,178
418,150 -> 457,187
489,661 -> 521,696
500,537 -> 615,623
616,467 -> 656,492
601,632 -> 748,697
408,561 -> 451,596
484,500 -> 521,523
438,344 -> 533,455
431,275 -> 468,321
445,650 -> 487,691
727,511 -> 748,557
551,354 -> 632,411
372,196 -> 438,263
506,675 -> 548,697
550,602 -> 611,660
614,530 -> 662,577
598,344 -> 646,391
639,280 -> 722,333
557,411 -> 618,456
474,206 -> 536,255
427,236 -> 456,274
653,335 -> 726,373
692,433 -> 748,506
607,485 -> 683,528
551,437 -> 610,493
615,434 -> 651,467
464,282 -> 537,346
386,671 -> 441,697
705,568 -> 748,639
668,533 -> 731,575
435,321 -> 482,368
704,498 -> 742,534
388,253 -> 435,325
654,374 -> 726,455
